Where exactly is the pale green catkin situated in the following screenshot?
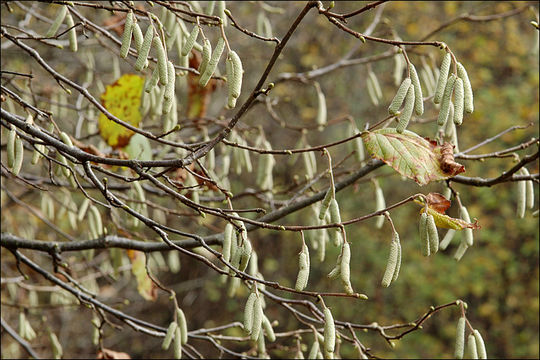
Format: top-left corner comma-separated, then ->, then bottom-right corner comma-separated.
12,136 -> 24,176
308,339 -> 320,359
457,62 -> 474,113
238,238 -> 252,272
381,236 -> 399,287
426,214 -> 439,254
440,229 -> 456,250
521,168 -> 535,209
177,308 -> 188,344
388,77 -> 412,115
145,67 -> 160,93
392,233 -> 402,283
7,128 -> 16,168
216,1 -> 227,26
222,223 -> 234,262
460,206 -> 474,246
517,180 -> 526,218
454,242 -> 469,261
420,212 -> 430,256
368,70 -> 383,100
182,25 -> 199,56
65,13 -> 77,52
229,50 -> 243,98
133,23 -> 144,50
409,63 -> 424,115
251,295 -> 264,341
244,292 -> 257,334
328,199 -> 343,246
323,307 -> 336,354
198,39 -> 212,75
162,61 -> 176,115
200,37 -> 225,87
455,317 -> 466,359
46,5 -> 68,37
466,334 -> 478,359
173,327 -> 182,359
340,241 -> 354,294
135,26 -> 154,71
262,315 -> 276,342
453,77 -> 464,125
473,330 -> 487,359
153,36 -> 168,86
375,186 -> 386,229
162,322 -> 178,350
434,52 -> 451,104
366,74 -> 379,106
437,74 -> 456,125
316,86 -> 327,129
396,84 -> 415,133
120,11 -> 134,58
319,187 -> 335,220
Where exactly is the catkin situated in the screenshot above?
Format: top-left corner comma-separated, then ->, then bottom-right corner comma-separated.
457,62 -> 474,113
466,333 -> 478,359
216,1 -> 227,26
77,198 -> 90,221
517,180 -> 526,218
7,128 -> 16,168
46,5 -> 68,37
262,315 -> 276,342
375,186 -> 386,229
12,136 -> 24,176
173,327 -> 182,359
244,292 -> 257,334
295,245 -> 310,291
328,199 -> 343,246
162,61 -> 176,115
426,214 -> 439,254
434,53 -> 451,104
454,242 -> 469,261
381,236 -> 399,287
89,205 -> 103,237
396,85 -> 415,133
251,295 -> 264,341
392,232 -> 402,283
308,339 -> 320,359
420,212 -> 430,256
177,308 -> 188,345
153,37 -> 168,86
453,78 -> 464,125
455,317 -> 466,359
366,75 -> 379,106
440,229 -> 456,250
145,67 -> 160,93
238,238 -> 252,272
135,26 -> 154,71
368,70 -> 383,100
340,241 -> 354,294
132,23 -> 144,50
162,322 -> 178,350
388,78 -> 412,115
200,37 -> 225,87
182,25 -> 199,56
316,86 -> 327,129
409,63 -> 424,115
521,168 -> 535,209
437,73 -> 456,125
460,206 -> 474,246
222,223 -> 234,262
229,50 -> 243,99
198,39 -> 212,75
65,13 -> 77,52
120,11 -> 133,58
323,307 -> 336,354
473,330 -> 487,359
319,187 -> 335,220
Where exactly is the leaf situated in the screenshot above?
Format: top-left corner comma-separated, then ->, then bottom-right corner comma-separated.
98,74 -> 145,148
422,206 -> 480,230
361,128 -> 465,185
425,192 -> 451,214
127,250 -> 157,301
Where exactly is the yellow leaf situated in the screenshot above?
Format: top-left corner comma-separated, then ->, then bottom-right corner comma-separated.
127,250 -> 157,301
98,74 -> 144,148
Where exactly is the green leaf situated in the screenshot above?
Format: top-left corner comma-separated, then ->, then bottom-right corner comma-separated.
361,128 -> 465,185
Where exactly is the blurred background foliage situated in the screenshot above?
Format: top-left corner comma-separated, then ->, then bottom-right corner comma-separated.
1,1 -> 538,359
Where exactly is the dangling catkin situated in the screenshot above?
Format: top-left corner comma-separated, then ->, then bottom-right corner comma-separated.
319,186 -> 335,220
162,322 -> 178,350
466,333 -> 478,358
199,39 -> 212,75
409,63 -> 424,115
244,292 -> 257,334
340,241 -> 354,294
323,307 -> 336,354
200,37 -> 225,87
521,167 -> 535,209
453,77 -> 464,125
65,13 -> 77,52
295,244 -> 310,291
229,50 -> 243,99
153,37 -> 168,86
182,25 -> 199,56
457,62 -> 474,113
440,229 -> 456,250
437,74 -> 456,126
460,206 -> 474,246
516,180 -> 526,218
12,136 -> 24,176
328,199 -> 343,246
375,185 -> 386,229
392,232 -> 402,283
222,223 -> 234,262
316,85 -> 327,129
120,11 -> 134,58
473,330 -> 487,359
46,5 -> 68,37
434,52 -> 451,104
7,128 -> 16,169
454,317 -> 466,359
388,78 -> 412,115
426,214 -> 439,254
420,212 -> 430,256
381,235 -> 399,287
135,26 -> 154,71
250,295 -> 264,341
396,85 -> 415,133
